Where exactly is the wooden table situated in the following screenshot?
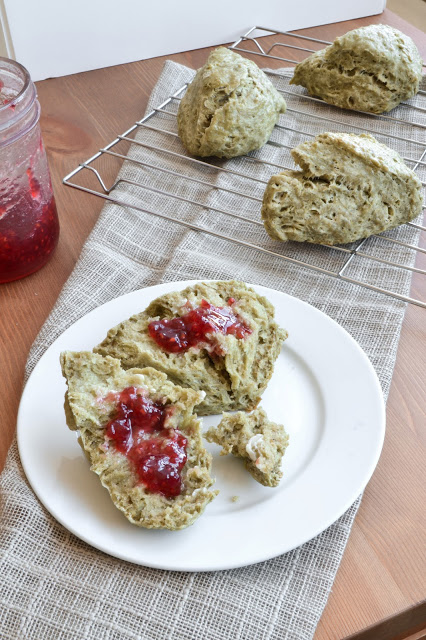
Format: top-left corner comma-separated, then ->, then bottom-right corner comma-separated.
1,9 -> 425,640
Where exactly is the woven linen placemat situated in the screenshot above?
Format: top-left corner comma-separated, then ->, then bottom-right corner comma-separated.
1,59 -> 425,640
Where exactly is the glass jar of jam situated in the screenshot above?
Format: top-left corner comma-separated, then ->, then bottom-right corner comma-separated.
0,57 -> 59,283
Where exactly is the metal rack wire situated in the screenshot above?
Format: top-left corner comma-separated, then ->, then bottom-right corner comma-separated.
63,25 -> 426,308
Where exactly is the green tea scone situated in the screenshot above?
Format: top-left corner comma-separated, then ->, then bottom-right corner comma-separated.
60,351 -> 217,530
205,408 -> 289,487
261,132 -> 423,245
177,47 -> 287,158
290,25 -> 423,114
95,281 -> 288,415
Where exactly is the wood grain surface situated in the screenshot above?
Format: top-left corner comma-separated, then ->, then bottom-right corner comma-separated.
0,9 -> 425,640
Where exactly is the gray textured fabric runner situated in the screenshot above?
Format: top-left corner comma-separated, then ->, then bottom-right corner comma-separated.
1,60 -> 425,640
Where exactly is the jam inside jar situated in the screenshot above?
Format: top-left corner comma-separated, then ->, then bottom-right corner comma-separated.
0,57 -> 59,283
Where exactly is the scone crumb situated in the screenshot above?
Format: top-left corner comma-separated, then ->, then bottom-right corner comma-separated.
205,407 -> 289,487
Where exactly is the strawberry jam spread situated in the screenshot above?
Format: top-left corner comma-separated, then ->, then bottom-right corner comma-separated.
104,387 -> 187,498
148,298 -> 252,354
1,57 -> 60,282
0,190 -> 59,282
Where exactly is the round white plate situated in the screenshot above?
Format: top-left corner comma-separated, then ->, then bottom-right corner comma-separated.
17,281 -> 385,571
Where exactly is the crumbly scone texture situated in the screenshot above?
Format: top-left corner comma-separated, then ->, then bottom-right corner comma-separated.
60,351 -> 217,530
94,281 -> 288,416
261,132 -> 423,245
205,408 -> 289,487
290,24 -> 423,114
177,47 -> 287,158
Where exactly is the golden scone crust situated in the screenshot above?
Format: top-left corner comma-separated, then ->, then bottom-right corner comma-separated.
290,24 -> 423,113
61,351 -> 217,530
177,47 -> 286,158
94,281 -> 288,415
205,408 -> 289,487
261,132 -> 423,245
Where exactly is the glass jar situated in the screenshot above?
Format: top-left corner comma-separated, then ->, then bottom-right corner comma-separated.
0,57 -> 59,283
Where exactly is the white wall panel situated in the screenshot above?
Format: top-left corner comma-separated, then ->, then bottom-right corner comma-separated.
3,0 -> 386,80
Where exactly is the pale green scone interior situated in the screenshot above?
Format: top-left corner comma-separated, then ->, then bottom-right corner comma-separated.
261,132 -> 423,245
94,281 -> 288,416
177,47 -> 287,158
205,407 -> 289,487
290,24 -> 423,113
60,351 -> 217,530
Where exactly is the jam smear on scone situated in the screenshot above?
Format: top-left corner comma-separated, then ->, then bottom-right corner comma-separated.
105,387 -> 187,498
148,298 -> 252,354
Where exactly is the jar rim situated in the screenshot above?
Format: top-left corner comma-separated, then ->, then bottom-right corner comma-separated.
0,56 -> 31,114
0,56 -> 39,148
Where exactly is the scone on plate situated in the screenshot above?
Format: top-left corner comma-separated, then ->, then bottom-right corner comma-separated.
61,351 -> 217,530
177,47 -> 287,158
290,24 -> 423,113
95,281 -> 288,416
261,132 -> 423,245
205,408 -> 289,487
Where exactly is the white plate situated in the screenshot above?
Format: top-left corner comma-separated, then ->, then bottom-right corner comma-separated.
17,281 -> 385,571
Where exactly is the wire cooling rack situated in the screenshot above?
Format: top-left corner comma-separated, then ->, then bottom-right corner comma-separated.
63,25 -> 426,308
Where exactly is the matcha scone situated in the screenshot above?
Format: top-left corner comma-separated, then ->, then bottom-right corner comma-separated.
262,132 -> 423,245
60,351 -> 217,530
95,281 -> 288,415
177,47 -> 287,158
290,25 -> 423,114
205,408 -> 289,487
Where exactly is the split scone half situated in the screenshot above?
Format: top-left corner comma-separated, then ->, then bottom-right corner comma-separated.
95,281 -> 288,415
290,24 -> 423,114
177,47 -> 287,158
205,408 -> 289,487
262,132 -> 423,245
61,351 -> 217,530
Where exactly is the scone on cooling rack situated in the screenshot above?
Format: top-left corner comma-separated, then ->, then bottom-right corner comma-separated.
290,24 -> 423,114
177,47 -> 287,158
205,408 -> 289,487
261,132 -> 423,245
94,281 -> 288,416
61,351 -> 217,530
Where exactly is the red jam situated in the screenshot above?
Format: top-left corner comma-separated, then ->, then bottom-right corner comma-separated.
104,387 -> 187,498
0,168 -> 59,282
148,298 -> 252,353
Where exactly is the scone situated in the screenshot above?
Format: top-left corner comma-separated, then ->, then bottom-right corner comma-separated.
177,47 -> 287,158
261,132 -> 423,245
95,281 -> 288,415
205,408 -> 289,487
61,351 -> 217,530
290,24 -> 423,113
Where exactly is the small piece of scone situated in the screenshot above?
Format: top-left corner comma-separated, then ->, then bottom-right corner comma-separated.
60,351 -> 217,530
95,281 -> 288,416
290,24 -> 423,114
262,132 -> 423,245
177,47 -> 287,158
205,408 -> 289,487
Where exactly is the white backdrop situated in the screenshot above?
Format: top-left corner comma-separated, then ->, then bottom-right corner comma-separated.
3,0 -> 385,80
